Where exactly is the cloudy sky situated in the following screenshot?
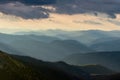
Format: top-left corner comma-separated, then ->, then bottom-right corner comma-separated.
0,0 -> 120,33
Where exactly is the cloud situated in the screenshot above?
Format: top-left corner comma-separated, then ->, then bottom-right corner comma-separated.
0,2 -> 50,19
0,0 -> 56,5
0,0 -> 56,19
53,0 -> 120,18
0,0 -> 120,19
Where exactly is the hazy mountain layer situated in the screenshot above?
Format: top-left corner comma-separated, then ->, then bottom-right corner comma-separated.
63,51 -> 120,71
90,39 -> 120,51
0,33 -> 93,61
16,30 -> 120,46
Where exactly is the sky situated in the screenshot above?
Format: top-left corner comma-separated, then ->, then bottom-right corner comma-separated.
0,0 -> 120,33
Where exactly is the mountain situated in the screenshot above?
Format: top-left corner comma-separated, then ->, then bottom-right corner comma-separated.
51,30 -> 110,45
67,30 -> 111,45
0,33 -> 60,43
10,39 -> 93,61
51,40 -> 93,53
0,42 -> 118,80
93,73 -> 120,80
63,51 -> 120,71
0,33 -> 61,60
50,30 -> 120,45
16,30 -> 120,46
0,42 -> 24,55
0,33 -> 93,61
0,50 -> 92,80
90,39 -> 120,51
13,55 -> 93,80
12,54 -> 117,75
1,30 -> 120,61
0,51 -> 42,80
80,65 -> 115,75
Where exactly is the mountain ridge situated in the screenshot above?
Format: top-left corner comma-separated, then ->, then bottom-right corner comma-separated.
63,51 -> 120,71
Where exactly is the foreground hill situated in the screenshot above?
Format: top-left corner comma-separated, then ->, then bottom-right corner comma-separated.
0,51 -> 41,80
0,50 -> 119,80
12,55 -> 116,75
63,51 -> 120,71
0,50 -> 92,80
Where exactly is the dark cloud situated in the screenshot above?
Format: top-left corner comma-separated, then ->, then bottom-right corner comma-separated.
0,0 -> 56,5
53,0 -> 120,18
0,0 -> 120,19
0,2 -> 50,19
0,0 -> 56,19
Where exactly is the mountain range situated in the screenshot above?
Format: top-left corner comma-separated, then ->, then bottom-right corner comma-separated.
0,30 -> 119,80
16,30 -> 120,45
63,51 -> 120,71
0,33 -> 93,61
0,30 -> 120,61
90,38 -> 120,51
0,50 -> 118,80
15,30 -> 120,52
0,50 -> 90,80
